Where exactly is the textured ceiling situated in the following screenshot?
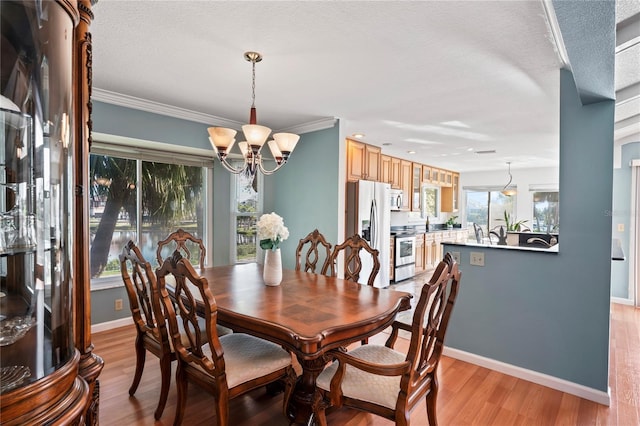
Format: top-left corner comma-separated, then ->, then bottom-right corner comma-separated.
90,1 -> 630,172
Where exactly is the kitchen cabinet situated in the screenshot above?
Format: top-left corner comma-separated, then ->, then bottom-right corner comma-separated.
0,1 -> 101,424
400,160 -> 412,210
411,163 -> 422,212
380,155 -> 392,185
431,168 -> 440,184
441,172 -> 460,212
380,155 -> 401,189
391,157 -> 401,189
346,139 -> 381,182
389,238 -> 395,281
422,165 -> 432,183
441,170 -> 452,186
415,234 -> 426,273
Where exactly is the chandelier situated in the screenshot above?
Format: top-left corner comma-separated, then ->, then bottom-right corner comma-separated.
501,162 -> 517,196
207,51 -> 299,179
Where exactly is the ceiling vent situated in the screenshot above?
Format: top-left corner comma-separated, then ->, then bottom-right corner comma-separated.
475,150 -> 497,154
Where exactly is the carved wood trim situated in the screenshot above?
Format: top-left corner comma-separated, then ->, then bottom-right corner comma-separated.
0,350 -> 89,425
73,1 -> 104,423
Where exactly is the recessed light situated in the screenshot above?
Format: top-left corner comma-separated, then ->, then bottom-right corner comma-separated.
352,133 -> 365,139
407,150 -> 416,154
467,148 -> 474,152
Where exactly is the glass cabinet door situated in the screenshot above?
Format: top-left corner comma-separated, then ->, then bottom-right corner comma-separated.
1,0 -> 75,393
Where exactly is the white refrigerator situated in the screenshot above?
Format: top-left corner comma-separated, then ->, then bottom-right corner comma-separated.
346,180 -> 391,288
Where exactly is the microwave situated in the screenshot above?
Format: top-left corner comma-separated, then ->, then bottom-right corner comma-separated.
390,189 -> 403,211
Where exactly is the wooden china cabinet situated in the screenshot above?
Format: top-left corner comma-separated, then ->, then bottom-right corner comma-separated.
0,1 -> 102,424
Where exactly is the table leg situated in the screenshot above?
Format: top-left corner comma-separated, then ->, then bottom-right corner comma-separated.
286,355 -> 329,425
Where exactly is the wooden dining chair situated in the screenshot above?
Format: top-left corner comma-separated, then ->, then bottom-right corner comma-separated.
118,240 -> 179,420
156,228 -> 206,269
315,253 -> 461,426
295,229 -> 332,273
155,250 -> 297,426
321,233 -> 380,287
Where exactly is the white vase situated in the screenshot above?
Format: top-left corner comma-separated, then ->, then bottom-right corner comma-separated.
263,248 -> 282,286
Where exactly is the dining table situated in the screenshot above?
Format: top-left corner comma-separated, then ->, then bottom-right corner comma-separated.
175,263 -> 412,425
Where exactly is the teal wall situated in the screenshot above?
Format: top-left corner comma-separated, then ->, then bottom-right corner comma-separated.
611,141 -> 640,298
89,101 -> 340,323
92,101 -> 211,149
263,124 -> 341,270
445,69 -> 613,392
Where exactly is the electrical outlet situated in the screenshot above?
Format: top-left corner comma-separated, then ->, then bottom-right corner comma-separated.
451,252 -> 461,264
470,252 -> 485,266
114,298 -> 123,311
617,223 -> 624,232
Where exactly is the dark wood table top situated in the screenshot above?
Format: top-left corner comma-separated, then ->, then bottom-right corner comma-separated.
192,263 -> 412,359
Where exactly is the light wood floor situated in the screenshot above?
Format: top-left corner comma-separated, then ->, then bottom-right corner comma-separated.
93,303 -> 639,425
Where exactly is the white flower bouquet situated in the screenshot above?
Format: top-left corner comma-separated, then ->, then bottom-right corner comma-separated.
256,212 -> 289,251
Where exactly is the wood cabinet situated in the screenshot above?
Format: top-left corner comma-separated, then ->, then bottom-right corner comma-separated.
380,155 -> 401,189
380,154 -> 392,185
0,1 -> 102,424
422,165 -> 432,183
390,157 -> 401,189
442,170 -> 453,187
441,172 -> 460,212
431,168 -> 440,184
389,238 -> 395,281
347,139 -> 381,181
411,163 -> 422,212
415,234 -> 426,273
344,140 -> 460,212
400,160 -> 412,210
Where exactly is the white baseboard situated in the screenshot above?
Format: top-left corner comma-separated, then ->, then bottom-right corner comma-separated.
611,297 -> 634,306
442,346 -> 611,406
91,317 -> 133,334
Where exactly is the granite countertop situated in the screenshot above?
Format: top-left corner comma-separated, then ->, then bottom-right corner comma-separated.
443,240 -> 560,254
391,225 -> 466,234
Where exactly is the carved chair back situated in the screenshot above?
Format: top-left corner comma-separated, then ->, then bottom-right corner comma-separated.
119,240 -> 174,419
295,229 -> 332,273
322,233 -> 380,286
155,251 -> 223,375
315,253 -> 461,426
120,240 -> 168,351
156,228 -> 206,270
402,253 -> 460,385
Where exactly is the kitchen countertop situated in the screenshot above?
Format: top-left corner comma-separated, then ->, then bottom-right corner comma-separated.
391,225 -> 466,234
443,240 -> 560,254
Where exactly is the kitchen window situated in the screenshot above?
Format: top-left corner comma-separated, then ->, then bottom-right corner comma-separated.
464,188 -> 515,235
532,190 -> 559,233
89,138 -> 213,289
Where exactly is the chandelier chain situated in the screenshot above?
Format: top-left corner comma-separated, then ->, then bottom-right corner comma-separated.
251,59 -> 256,108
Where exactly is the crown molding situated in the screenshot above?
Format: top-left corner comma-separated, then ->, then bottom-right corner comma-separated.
92,88 -> 243,128
93,88 -> 337,135
542,0 -> 571,70
277,117 -> 338,135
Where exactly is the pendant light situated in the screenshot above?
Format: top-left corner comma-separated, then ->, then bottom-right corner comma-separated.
501,162 -> 517,196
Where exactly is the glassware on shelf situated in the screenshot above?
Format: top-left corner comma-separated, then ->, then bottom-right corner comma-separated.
10,213 -> 36,249
0,213 -> 15,253
0,316 -> 36,346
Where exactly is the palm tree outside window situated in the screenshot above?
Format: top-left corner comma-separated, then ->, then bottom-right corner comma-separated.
89,154 -> 206,285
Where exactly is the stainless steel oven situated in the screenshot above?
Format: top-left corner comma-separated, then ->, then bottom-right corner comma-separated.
394,234 -> 416,281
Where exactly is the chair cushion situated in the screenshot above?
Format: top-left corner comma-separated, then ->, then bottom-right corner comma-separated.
200,333 -> 292,389
316,344 -> 405,410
